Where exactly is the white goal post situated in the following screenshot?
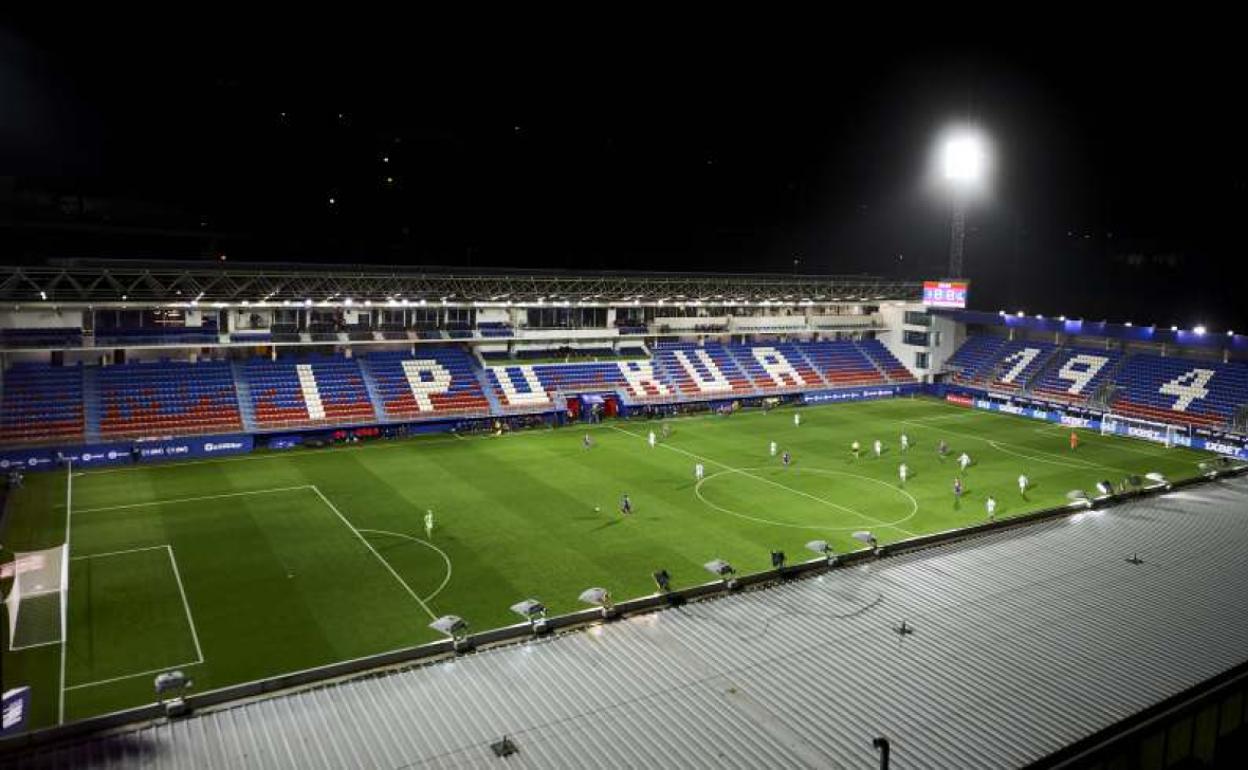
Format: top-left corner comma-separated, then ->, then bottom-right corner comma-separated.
3,544 -> 69,651
1100,413 -> 1186,448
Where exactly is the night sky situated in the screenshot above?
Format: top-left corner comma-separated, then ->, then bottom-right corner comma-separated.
2,21 -> 1245,331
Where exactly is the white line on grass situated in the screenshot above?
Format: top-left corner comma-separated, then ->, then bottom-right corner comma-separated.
64,661 -> 204,691
164,545 -> 205,664
59,459 -> 72,724
310,486 -> 439,621
68,485 -> 315,513
607,425 -> 918,537
900,419 -> 1133,475
70,544 -> 170,561
356,529 -> 453,602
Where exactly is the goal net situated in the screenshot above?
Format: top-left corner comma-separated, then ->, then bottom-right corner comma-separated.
1100,414 -> 1184,448
3,545 -> 69,651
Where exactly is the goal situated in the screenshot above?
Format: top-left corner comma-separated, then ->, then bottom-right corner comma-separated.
4,545 -> 69,651
1100,414 -> 1185,448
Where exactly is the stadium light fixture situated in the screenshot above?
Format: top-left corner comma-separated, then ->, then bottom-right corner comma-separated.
851,530 -> 881,556
579,587 -> 615,619
805,540 -> 837,565
942,130 -> 987,184
1229,330 -> 1235,337
938,126 -> 990,278
154,670 -> 193,717
1194,325 -> 1207,335
509,599 -> 549,634
1016,310 -> 1024,317
429,615 -> 471,651
1059,315 -> 1067,321
703,559 -> 738,590
1171,325 -> 1179,332
1124,321 -> 1132,327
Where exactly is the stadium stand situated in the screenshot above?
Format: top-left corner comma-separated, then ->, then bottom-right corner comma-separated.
0,327 -> 84,348
0,341 -> 926,447
858,339 -> 918,383
97,361 -> 242,439
943,334 -> 1008,384
0,363 -> 84,444
94,326 -> 219,345
982,339 -> 1057,392
652,342 -> 754,395
1109,354 -> 1248,429
728,343 -> 823,390
362,349 -> 492,419
243,355 -> 376,427
478,322 -> 513,338
269,324 -> 302,343
794,341 -> 888,387
486,365 -> 555,409
1029,346 -> 1124,404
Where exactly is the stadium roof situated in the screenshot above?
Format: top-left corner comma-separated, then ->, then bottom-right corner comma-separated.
0,260 -> 921,308
8,475 -> 1248,769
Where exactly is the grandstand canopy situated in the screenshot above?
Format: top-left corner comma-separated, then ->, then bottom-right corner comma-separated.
0,260 -> 921,308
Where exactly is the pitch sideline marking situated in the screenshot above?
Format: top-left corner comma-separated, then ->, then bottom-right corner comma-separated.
309,486 -> 439,621
67,485 -> 316,513
901,419 -> 1133,475
356,529 -> 453,602
58,460 -> 72,724
63,545 -> 205,692
608,425 -> 919,537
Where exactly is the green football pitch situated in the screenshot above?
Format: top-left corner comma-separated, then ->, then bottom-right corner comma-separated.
0,397 -> 1214,728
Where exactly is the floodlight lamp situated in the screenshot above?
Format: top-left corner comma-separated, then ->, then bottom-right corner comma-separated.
1059,315 -> 1067,321
510,599 -> 548,633
579,587 -> 615,618
942,131 -> 986,184
1016,310 -> 1024,317
703,559 -> 738,589
1124,321 -> 1132,327
429,615 -> 470,650
805,540 -> 837,565
1194,325 -> 1207,335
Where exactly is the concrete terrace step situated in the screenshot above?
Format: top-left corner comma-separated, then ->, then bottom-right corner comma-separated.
230,360 -> 258,432
82,365 -> 101,443
355,357 -> 392,422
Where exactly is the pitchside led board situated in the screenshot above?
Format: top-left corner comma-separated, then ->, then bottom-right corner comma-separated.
923,280 -> 969,309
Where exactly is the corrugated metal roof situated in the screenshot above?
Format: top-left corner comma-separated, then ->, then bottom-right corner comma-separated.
11,477 -> 1248,769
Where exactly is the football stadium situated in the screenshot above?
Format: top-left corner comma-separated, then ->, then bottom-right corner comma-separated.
1,261 -> 1247,768
3,25 -> 1248,770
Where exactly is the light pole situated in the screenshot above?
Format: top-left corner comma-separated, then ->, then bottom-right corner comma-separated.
941,130 -> 987,279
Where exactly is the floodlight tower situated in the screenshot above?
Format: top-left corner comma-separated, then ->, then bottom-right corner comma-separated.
941,129 -> 988,279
